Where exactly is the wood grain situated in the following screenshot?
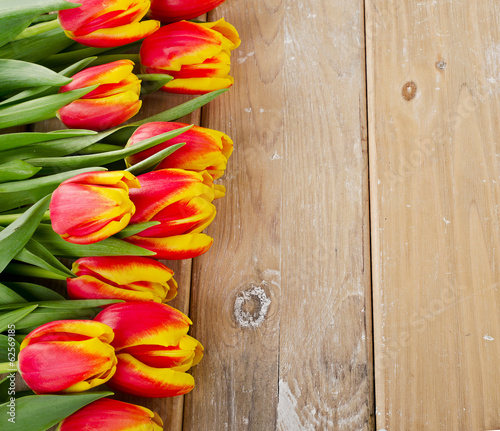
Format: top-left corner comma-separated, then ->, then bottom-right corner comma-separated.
185,0 -> 373,429
366,0 -> 500,429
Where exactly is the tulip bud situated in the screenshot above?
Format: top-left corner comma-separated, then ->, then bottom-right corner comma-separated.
95,302 -> 203,397
50,170 -> 140,245
58,398 -> 163,430
58,0 -> 160,48
67,256 -> 178,303
125,122 -> 233,180
57,60 -> 142,131
124,169 -> 223,259
139,19 -> 241,94
18,320 -> 117,394
149,0 -> 226,23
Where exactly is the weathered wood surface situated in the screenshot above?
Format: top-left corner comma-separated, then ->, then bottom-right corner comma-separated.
366,0 -> 500,429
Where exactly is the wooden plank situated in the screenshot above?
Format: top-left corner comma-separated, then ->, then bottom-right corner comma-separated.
367,1 -> 500,429
185,0 -> 373,429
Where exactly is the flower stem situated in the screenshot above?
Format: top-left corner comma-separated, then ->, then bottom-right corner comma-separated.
0,361 -> 18,373
0,211 -> 51,226
15,19 -> 61,40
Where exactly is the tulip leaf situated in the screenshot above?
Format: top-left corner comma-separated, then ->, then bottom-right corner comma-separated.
14,236 -> 76,278
4,262 -> 67,281
0,85 -> 98,130
14,307 -> 98,331
0,305 -> 38,333
0,299 -> 122,311
0,59 -> 71,98
0,167 -> 106,212
110,89 -> 229,143
138,73 -> 173,96
0,130 -> 96,152
0,160 -> 41,183
125,143 -> 185,175
0,391 -> 113,431
0,195 -> 50,273
28,126 -> 192,173
4,282 -> 65,301
33,223 -> 156,257
114,221 -> 161,239
0,283 -> 27,305
0,57 -> 97,107
0,334 -> 20,363
0,27 -> 73,64
0,0 -> 78,49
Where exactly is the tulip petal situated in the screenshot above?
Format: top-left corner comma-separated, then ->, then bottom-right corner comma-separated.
124,233 -> 214,259
69,20 -> 160,48
95,301 -> 192,350
109,353 -> 195,397
148,0 -> 226,23
200,18 -> 241,49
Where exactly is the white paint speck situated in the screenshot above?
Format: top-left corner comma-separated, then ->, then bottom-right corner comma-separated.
244,108 -> 252,113
483,335 -> 494,341
443,217 -> 451,224
270,151 -> 282,160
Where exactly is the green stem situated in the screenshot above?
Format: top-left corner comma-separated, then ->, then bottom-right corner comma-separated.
0,211 -> 51,226
0,361 -> 18,373
5,262 -> 67,281
15,20 -> 61,40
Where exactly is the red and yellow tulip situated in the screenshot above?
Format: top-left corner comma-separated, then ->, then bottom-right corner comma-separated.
125,122 -> 233,180
149,0 -> 226,23
18,320 -> 117,394
124,169 -> 223,259
95,302 -> 203,397
139,19 -> 241,94
67,256 -> 177,303
50,170 -> 140,245
58,0 -> 160,48
57,398 -> 163,430
57,60 -> 142,131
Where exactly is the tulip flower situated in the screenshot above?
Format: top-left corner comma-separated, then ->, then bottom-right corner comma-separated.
18,320 -> 117,394
123,169 -> 223,259
125,122 -> 233,180
149,0 -> 226,23
50,170 -> 140,245
95,302 -> 203,397
58,398 -> 163,430
57,60 -> 142,131
58,0 -> 160,48
139,19 -> 241,94
67,256 -> 178,303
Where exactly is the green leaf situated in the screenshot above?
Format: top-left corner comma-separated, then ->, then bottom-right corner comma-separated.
34,223 -> 156,258
0,195 -> 50,272
14,18 -> 60,40
3,282 -> 64,301
0,391 -> 113,431
0,283 -> 26,305
0,130 -> 96,152
15,236 -> 76,278
0,160 -> 41,183
138,73 -> 173,96
126,143 -> 185,175
0,59 -> 71,97
0,334 -> 20,362
29,126 -> 192,173
0,27 -> 73,64
0,167 -> 106,212
14,307 -> 97,331
0,305 -> 38,333
0,299 -> 121,311
0,57 -> 96,107
114,221 -> 160,239
0,0 -> 78,49
85,53 -> 140,67
0,85 -> 98,129
4,262 -> 67,281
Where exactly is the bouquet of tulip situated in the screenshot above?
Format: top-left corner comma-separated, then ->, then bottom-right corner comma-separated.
0,0 -> 240,428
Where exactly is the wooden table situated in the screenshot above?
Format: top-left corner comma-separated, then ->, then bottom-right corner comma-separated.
35,0 -> 500,429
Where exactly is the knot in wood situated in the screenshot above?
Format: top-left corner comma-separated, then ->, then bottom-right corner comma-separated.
234,284 -> 271,329
402,81 -> 417,101
435,60 -> 447,70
